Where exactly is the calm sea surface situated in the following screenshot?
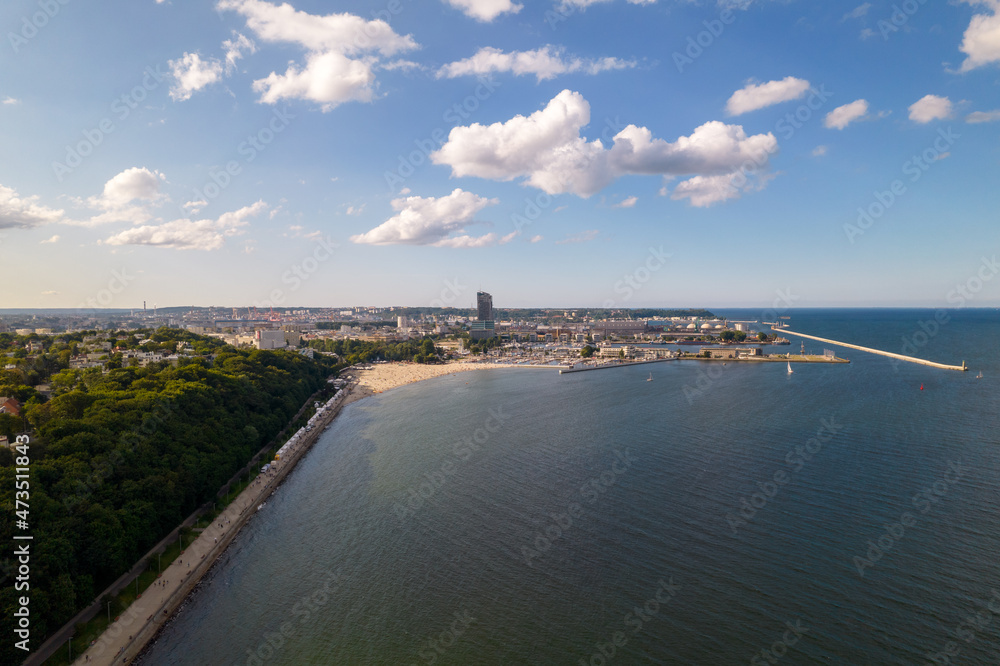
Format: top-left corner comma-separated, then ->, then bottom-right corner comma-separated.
140,309 -> 1000,665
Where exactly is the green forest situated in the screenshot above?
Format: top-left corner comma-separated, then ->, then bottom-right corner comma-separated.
308,336 -> 443,364
0,330 -> 338,662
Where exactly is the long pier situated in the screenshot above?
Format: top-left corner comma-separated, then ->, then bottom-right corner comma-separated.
559,358 -> 673,374
774,327 -> 967,371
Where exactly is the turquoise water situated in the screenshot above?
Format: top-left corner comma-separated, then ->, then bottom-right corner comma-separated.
140,309 -> 1000,665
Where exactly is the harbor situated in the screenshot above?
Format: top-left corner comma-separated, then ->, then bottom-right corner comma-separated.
560,352 -> 849,374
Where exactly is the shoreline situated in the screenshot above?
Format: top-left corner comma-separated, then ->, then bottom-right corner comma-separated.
75,361 -> 547,665
75,381 -> 357,666
340,360 -> 564,405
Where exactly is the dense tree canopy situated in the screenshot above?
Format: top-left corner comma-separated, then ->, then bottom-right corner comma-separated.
0,333 -> 336,662
308,337 -> 443,364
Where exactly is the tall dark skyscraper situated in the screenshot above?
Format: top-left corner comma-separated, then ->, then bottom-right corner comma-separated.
477,291 -> 493,321
471,291 -> 496,340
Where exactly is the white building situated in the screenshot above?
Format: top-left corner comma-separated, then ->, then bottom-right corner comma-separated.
255,330 -> 286,350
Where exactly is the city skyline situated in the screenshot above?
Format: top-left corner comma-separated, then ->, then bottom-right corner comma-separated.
2,0 -> 999,309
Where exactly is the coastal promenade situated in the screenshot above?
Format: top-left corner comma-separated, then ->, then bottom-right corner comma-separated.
73,381 -> 357,666
66,361 -> 554,665
774,327 -> 968,371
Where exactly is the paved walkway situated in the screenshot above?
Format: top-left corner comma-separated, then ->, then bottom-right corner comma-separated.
75,383 -> 354,665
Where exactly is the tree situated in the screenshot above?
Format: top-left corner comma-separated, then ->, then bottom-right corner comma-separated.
757,332 -> 768,342
580,346 -> 595,358
719,330 -> 736,342
734,331 -> 747,342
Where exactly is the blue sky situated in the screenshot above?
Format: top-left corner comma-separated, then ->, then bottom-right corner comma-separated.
1,0 -> 999,309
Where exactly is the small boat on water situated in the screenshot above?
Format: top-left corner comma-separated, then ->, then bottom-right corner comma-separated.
647,372 -> 653,382
976,371 -> 983,379
787,362 -> 793,374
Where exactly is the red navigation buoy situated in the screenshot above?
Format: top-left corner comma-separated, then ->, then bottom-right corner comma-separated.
919,384 -> 924,390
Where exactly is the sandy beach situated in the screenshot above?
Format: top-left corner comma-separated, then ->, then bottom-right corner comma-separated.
342,360 -> 560,405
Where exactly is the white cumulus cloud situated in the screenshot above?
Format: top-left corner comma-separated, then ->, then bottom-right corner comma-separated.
252,50 -> 376,109
102,201 -> 267,250
81,167 -> 167,226
668,172 -> 772,208
958,0 -> 1000,72
438,46 -> 635,82
443,0 -> 523,21
726,76 -> 811,116
168,53 -> 224,101
218,0 -> 418,111
909,94 -> 953,123
0,184 -> 65,229
431,89 -> 778,206
824,99 -> 869,129
350,189 -> 514,247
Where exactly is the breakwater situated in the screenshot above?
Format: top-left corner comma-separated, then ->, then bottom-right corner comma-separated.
774,327 -> 967,371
